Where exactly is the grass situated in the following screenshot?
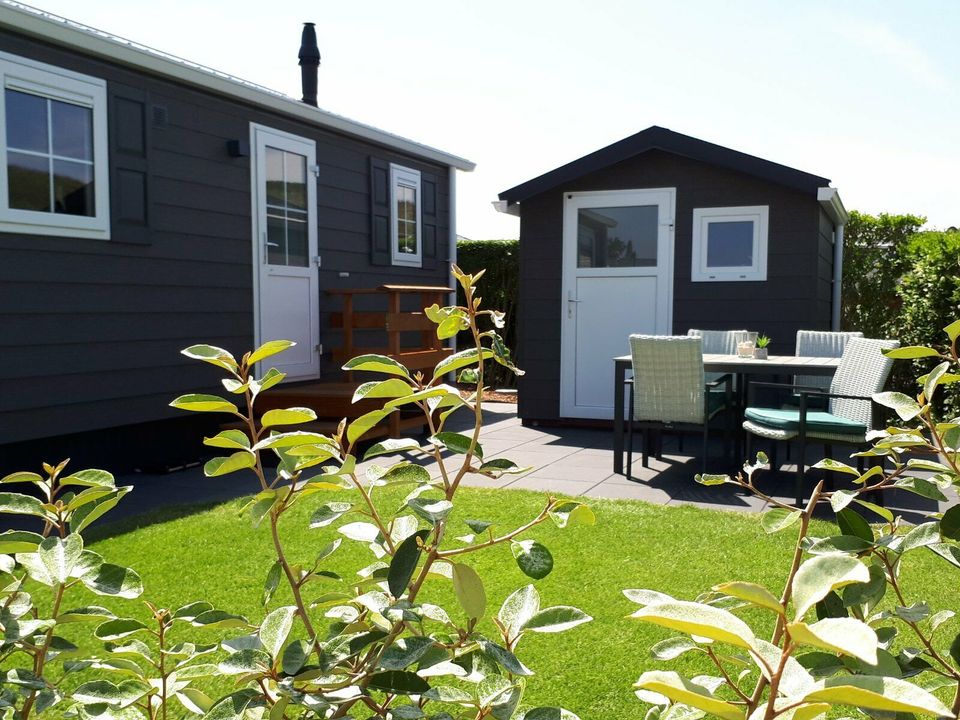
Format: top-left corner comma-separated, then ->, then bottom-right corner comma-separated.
40,484 -> 959,718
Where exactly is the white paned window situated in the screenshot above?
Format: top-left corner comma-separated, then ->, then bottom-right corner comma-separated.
390,163 -> 421,267
0,51 -> 109,239
691,205 -> 768,282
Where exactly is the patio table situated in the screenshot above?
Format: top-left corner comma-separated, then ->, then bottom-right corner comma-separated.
612,353 -> 842,474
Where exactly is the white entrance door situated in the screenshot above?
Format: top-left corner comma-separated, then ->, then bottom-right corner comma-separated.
560,188 -> 675,419
251,124 -> 319,380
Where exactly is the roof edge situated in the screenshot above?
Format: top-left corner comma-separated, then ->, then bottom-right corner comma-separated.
499,125 -> 829,203
817,187 -> 848,225
0,2 -> 475,171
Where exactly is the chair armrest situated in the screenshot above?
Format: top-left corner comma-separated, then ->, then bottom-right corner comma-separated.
796,391 -> 877,436
705,373 -> 733,388
797,390 -> 871,402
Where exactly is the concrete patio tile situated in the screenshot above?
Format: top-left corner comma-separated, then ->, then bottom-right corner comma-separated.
582,479 -> 672,503
489,448 -> 582,468
480,427 -> 562,443
558,450 -> 615,467
526,462 -> 614,484
502,475 -> 595,496
571,447 -> 615,458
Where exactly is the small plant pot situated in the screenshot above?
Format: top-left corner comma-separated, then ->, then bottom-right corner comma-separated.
753,347 -> 768,360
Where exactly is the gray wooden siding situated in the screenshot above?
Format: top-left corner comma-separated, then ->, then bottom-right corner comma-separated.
816,207 -> 835,330
0,31 -> 450,445
517,150 -> 830,421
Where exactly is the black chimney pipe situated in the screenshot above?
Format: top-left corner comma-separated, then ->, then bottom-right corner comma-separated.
299,22 -> 320,107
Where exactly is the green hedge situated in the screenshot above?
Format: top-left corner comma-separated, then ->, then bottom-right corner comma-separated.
842,213 -> 960,419
895,231 -> 960,418
456,239 -> 519,387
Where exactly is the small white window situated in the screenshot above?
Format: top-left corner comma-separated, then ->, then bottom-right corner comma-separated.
390,163 -> 421,267
0,51 -> 110,240
691,205 -> 768,282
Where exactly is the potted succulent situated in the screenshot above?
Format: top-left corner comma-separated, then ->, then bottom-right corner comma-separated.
753,334 -> 771,359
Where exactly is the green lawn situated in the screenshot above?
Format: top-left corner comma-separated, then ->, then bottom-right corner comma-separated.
64,485 -> 954,719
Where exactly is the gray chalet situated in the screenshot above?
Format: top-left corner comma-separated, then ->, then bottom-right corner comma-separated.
0,4 -> 473,470
497,126 -> 847,424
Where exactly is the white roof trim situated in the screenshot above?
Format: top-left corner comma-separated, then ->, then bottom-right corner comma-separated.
0,1 -> 475,171
817,187 -> 848,225
492,200 -> 520,217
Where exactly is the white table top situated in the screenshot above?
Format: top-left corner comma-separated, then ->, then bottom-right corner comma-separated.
614,353 -> 842,374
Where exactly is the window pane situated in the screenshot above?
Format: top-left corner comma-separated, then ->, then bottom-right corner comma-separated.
5,90 -> 48,153
706,220 -> 754,267
266,213 -> 286,265
286,213 -> 308,267
285,152 -> 307,210
53,159 -> 95,215
397,185 -> 415,223
398,220 -> 416,254
8,151 -> 50,211
265,147 -> 284,206
51,100 -> 93,160
577,205 -> 658,268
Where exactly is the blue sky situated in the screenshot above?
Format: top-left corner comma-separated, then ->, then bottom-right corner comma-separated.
25,0 -> 960,238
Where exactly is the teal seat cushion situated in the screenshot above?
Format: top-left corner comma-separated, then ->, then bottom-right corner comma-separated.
744,407 -> 865,437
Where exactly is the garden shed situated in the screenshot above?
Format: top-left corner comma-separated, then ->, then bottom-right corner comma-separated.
0,4 -> 473,469
497,126 -> 847,422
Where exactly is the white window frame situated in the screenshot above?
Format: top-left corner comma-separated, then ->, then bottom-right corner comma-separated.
0,51 -> 110,240
691,205 -> 768,282
390,163 -> 421,267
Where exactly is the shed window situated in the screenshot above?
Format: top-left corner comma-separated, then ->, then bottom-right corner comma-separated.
0,51 -> 109,239
390,163 -> 421,267
691,206 -> 768,282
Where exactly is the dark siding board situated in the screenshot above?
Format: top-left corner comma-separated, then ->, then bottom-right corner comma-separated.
151,176 -> 249,212
150,150 -> 251,190
6,338 -> 247,381
151,203 -> 252,238
2,362 -> 225,411
0,312 -> 250,347
516,149 -> 829,420
318,206 -> 369,234
317,185 -> 369,215
1,282 -> 248,314
816,208 -> 835,328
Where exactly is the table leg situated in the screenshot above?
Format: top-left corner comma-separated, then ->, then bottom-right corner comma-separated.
613,361 -> 626,474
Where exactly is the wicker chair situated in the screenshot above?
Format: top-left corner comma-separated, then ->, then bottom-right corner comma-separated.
687,328 -> 752,387
742,337 -> 899,505
795,330 -> 863,393
627,335 -> 733,479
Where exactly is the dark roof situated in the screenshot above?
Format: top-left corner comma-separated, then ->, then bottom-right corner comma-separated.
499,126 -> 830,204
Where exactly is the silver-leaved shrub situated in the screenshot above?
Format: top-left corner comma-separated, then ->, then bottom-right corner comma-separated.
627,319 -> 960,720
0,266 -> 593,720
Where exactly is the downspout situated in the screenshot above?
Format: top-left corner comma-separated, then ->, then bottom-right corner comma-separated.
832,223 -> 844,330
448,167 -> 458,351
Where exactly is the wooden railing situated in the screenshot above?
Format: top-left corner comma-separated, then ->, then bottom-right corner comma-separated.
328,284 -> 453,372
327,284 -> 454,436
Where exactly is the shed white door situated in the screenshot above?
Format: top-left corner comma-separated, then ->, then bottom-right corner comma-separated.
560,188 -> 675,419
251,124 -> 319,380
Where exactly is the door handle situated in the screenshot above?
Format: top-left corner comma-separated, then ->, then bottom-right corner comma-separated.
567,292 -> 582,318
